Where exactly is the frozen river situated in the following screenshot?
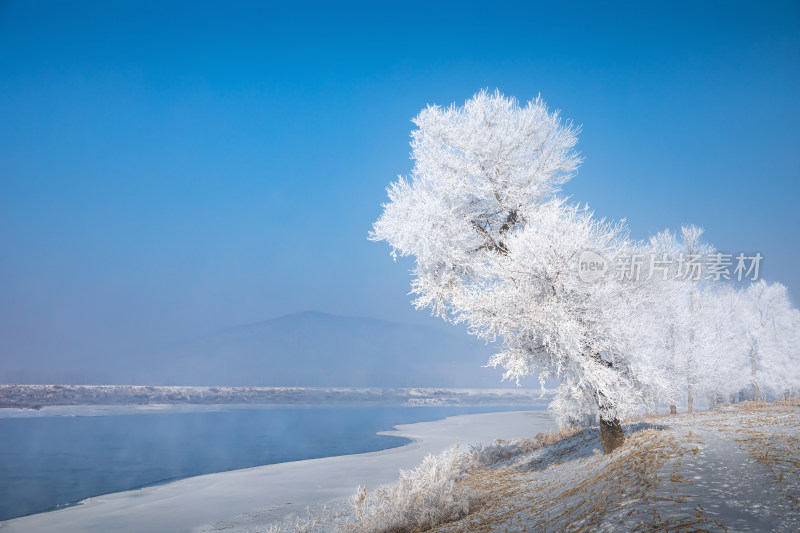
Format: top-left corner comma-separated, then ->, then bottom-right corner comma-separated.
0,404 -> 544,522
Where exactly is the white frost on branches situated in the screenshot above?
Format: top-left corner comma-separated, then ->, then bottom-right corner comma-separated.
372,89 -> 800,423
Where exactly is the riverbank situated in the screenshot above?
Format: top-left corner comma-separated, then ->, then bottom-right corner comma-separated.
0,410 -> 554,532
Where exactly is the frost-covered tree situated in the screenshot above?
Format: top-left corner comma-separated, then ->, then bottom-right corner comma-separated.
738,281 -> 799,400
676,225 -> 714,412
640,226 -> 717,415
645,229 -> 691,414
371,90 -> 665,453
677,280 -> 800,406
693,285 -> 748,407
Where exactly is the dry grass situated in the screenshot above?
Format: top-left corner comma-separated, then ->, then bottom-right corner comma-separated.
335,425 -> 585,533
431,428 -> 712,533
468,425 -> 583,467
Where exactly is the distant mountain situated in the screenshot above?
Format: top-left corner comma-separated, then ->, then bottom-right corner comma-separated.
83,311 -> 514,388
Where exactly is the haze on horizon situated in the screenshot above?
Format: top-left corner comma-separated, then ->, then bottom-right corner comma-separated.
1,1 -> 798,385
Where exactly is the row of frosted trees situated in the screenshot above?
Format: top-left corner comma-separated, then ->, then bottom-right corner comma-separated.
635,225 -> 798,415
372,90 -> 800,452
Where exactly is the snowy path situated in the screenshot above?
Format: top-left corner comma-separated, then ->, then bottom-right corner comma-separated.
597,423 -> 797,532
0,410 -> 553,533
655,409 -> 800,532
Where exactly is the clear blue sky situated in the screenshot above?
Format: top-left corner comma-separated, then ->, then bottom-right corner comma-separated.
1,1 -> 798,368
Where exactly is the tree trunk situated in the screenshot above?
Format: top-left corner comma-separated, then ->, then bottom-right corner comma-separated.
668,326 -> 677,417
687,276 -> 696,414
600,417 -> 625,454
751,356 -> 759,402
591,356 -> 625,453
749,343 -> 760,402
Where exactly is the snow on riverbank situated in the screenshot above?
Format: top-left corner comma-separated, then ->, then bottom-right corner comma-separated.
0,410 -> 554,533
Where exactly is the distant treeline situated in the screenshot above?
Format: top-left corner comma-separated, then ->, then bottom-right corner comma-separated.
0,384 -> 552,409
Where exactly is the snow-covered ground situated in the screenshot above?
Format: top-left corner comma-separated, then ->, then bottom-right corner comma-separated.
0,410 -> 554,533
423,402 -> 800,532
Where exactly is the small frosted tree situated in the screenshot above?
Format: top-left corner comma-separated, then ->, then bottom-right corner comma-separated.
693,285 -> 748,407
371,90 -> 664,453
643,226 -> 714,413
677,225 -> 713,412
738,281 -> 798,400
646,229 -> 689,414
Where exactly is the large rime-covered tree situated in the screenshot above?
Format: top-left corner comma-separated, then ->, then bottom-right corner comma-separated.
371,90 -> 664,453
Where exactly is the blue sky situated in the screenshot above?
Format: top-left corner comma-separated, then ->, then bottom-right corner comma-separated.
1,1 -> 798,369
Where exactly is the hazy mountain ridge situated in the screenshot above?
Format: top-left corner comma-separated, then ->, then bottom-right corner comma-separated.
3,311 -> 515,388
146,311 -> 509,387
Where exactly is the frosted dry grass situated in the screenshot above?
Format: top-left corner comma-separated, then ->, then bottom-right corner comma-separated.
341,444 -> 476,532
339,426 -> 581,533
261,426 -> 580,533
431,426 -> 696,533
